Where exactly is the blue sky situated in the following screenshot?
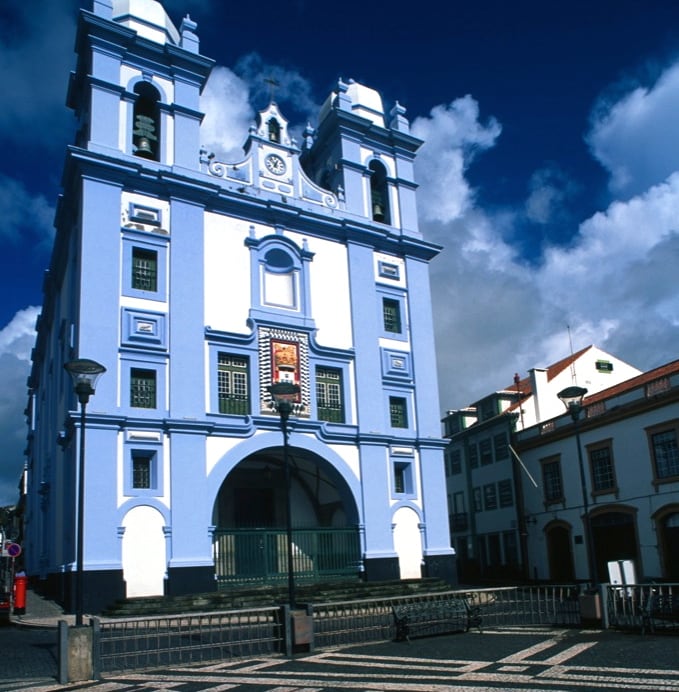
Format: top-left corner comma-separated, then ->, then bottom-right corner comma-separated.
1,0 -> 679,504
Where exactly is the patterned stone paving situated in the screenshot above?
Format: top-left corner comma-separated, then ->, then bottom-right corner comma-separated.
4,627 -> 679,691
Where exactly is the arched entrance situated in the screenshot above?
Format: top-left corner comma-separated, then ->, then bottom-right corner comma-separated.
655,507 -> 679,579
590,508 -> 639,582
212,446 -> 361,587
545,522 -> 575,582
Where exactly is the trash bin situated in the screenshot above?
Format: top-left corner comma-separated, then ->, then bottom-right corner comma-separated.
13,572 -> 27,615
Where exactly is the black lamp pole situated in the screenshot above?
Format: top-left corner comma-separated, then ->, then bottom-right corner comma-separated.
64,359 -> 106,626
268,382 -> 300,610
558,385 -> 597,588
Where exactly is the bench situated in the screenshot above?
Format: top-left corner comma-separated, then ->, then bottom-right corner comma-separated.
392,597 -> 482,642
641,592 -> 679,635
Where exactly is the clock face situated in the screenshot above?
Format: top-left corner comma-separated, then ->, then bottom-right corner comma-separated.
265,154 -> 286,176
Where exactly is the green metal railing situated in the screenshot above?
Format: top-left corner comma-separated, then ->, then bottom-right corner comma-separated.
213,527 -> 361,587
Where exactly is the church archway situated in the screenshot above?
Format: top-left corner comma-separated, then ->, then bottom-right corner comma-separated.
212,445 -> 360,586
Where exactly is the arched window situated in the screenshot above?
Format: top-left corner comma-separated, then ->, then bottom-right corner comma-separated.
133,82 -> 161,160
268,118 -> 281,143
369,160 -> 390,224
263,248 -> 295,308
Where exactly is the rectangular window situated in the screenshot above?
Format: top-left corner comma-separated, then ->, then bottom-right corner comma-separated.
131,247 -> 158,292
451,492 -> 468,531
448,448 -> 462,475
132,453 -> 152,489
316,366 -> 344,423
130,368 -> 156,408
541,457 -> 563,504
483,483 -> 497,510
382,298 -> 402,333
494,432 -> 509,461
480,438 -> 493,465
473,486 -> 482,512
650,427 -> 679,480
468,443 -> 479,468
588,443 -> 616,493
389,396 -> 408,428
498,479 -> 514,507
218,354 -> 250,415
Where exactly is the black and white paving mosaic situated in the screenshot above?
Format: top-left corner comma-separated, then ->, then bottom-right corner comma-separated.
4,626 -> 678,692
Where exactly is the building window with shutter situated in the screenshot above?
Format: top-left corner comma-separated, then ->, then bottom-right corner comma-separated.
648,424 -> 679,482
316,366 -> 344,423
541,457 -> 564,505
588,442 -> 617,494
217,354 -> 249,415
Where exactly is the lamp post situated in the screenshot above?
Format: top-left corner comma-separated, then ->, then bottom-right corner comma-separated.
268,382 -> 300,610
557,385 -> 597,588
64,358 -> 106,626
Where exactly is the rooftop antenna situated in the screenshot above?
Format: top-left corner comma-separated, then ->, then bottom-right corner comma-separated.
567,324 -> 578,385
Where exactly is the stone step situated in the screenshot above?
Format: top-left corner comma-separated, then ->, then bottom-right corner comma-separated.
102,578 -> 450,617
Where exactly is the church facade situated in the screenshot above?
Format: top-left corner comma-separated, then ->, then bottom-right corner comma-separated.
24,0 -> 453,612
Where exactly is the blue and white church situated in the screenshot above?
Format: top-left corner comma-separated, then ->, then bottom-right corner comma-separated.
24,0 -> 454,612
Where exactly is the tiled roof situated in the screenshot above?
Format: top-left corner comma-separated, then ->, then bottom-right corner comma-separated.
583,358 -> 679,405
503,345 -> 594,411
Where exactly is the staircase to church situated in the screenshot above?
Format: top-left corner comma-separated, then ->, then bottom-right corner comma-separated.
102,578 -> 451,617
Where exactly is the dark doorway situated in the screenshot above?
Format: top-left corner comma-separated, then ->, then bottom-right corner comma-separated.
590,511 -> 638,583
546,524 -> 575,582
660,512 -> 679,579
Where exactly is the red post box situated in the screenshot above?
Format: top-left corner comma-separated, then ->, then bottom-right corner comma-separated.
13,573 -> 27,615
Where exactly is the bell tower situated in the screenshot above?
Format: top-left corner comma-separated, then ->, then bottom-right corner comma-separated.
68,0 -> 212,168
301,78 -> 422,238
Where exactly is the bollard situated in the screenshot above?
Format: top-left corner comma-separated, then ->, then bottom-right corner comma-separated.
13,572 -> 27,615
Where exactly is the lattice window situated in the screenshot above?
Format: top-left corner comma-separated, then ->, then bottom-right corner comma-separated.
218,354 -> 249,415
389,396 -> 408,428
316,366 -> 344,423
130,368 -> 156,408
132,248 -> 158,291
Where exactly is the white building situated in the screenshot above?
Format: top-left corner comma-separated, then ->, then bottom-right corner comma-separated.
516,359 -> 679,583
443,346 -> 641,582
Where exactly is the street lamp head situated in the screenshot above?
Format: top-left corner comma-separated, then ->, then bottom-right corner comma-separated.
268,382 -> 300,422
64,358 -> 106,405
558,385 -> 588,421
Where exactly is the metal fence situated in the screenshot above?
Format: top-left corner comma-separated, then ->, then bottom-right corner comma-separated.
92,584 -> 590,674
93,607 -> 283,674
312,584 -> 581,648
604,582 -> 679,631
213,528 -> 360,587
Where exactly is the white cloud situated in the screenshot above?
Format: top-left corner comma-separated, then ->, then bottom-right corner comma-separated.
200,67 -> 255,161
234,52 -> 319,121
414,77 -> 679,408
412,96 -> 501,223
524,167 -> 578,226
0,308 -> 39,506
0,175 -> 55,248
588,62 -> 679,197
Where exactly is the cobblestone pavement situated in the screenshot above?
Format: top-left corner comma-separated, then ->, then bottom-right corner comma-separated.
3,625 -> 678,692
